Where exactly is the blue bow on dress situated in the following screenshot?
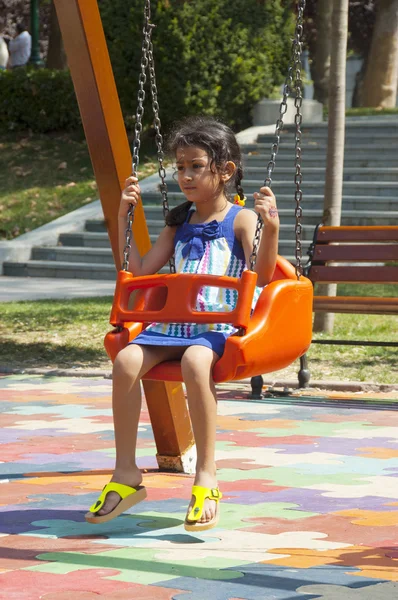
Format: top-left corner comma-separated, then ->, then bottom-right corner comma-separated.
179,220 -> 220,261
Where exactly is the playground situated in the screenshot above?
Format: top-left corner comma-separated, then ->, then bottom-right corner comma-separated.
1,0 -> 398,597
1,374 -> 398,599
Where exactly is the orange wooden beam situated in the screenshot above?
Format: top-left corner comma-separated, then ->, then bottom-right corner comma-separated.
54,0 -> 194,470
53,0 -> 150,268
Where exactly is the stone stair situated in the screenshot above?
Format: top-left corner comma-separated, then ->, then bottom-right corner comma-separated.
3,117 -> 398,280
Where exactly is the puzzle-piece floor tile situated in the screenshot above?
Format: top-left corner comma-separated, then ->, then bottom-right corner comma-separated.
241,511 -> 397,548
297,581 -> 398,599
152,529 -> 349,565
257,486 -> 396,514
42,586 -> 184,600
306,475 -> 398,499
160,562 -> 381,600
264,545 -> 398,579
27,547 -> 244,585
0,532 -> 121,570
0,568 -> 182,600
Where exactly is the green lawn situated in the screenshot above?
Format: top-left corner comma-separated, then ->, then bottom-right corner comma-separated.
0,130 -> 159,240
0,295 -> 396,384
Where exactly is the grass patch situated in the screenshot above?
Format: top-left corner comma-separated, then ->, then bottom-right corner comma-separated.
0,129 -> 159,240
345,107 -> 398,117
322,106 -> 398,120
0,297 -> 112,369
0,293 -> 396,383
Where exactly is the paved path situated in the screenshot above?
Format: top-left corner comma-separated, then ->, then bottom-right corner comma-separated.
1,374 -> 397,599
0,276 -> 115,302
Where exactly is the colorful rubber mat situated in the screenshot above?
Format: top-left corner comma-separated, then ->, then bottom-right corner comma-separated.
1,374 -> 397,599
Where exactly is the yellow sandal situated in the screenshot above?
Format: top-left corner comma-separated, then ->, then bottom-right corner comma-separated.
85,482 -> 147,524
184,485 -> 222,532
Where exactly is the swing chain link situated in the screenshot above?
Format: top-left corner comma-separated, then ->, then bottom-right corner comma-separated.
122,0 -> 152,271
292,0 -> 305,278
147,28 -> 176,272
123,0 -> 175,273
249,0 -> 305,277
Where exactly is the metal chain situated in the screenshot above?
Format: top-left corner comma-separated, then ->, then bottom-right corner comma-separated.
147,30 -> 176,272
249,0 -> 306,278
292,2 -> 305,278
123,0 -> 175,273
122,0 -> 152,271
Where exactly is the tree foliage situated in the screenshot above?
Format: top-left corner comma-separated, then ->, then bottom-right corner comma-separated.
98,0 -> 294,130
303,1 -> 376,59
0,67 -> 80,132
1,0 -> 295,130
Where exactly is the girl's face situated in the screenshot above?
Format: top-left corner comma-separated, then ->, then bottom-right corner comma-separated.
175,145 -> 225,204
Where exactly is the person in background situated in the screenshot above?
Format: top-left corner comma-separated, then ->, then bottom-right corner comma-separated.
0,25 -> 9,70
8,22 -> 31,68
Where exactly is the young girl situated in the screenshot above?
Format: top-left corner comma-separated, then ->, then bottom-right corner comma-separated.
85,116 -> 279,531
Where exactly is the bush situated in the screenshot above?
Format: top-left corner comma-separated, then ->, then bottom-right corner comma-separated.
0,67 -> 81,132
99,0 -> 294,131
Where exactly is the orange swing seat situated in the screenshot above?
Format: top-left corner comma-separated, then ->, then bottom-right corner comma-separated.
104,255 -> 313,383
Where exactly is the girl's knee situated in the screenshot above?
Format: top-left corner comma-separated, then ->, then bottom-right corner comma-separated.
113,345 -> 142,381
181,346 -> 216,383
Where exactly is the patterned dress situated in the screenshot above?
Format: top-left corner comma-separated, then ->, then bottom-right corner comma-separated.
130,204 -> 262,357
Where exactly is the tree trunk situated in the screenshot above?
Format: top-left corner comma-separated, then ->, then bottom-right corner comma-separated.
313,0 -> 349,334
360,0 -> 398,107
46,0 -> 67,69
312,0 -> 333,105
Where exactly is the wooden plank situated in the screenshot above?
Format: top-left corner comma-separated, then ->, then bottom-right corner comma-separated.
312,244 -> 398,262
143,380 -> 194,461
310,265 -> 398,283
317,226 -> 398,243
53,0 -> 151,269
313,296 -> 398,314
54,0 -> 194,469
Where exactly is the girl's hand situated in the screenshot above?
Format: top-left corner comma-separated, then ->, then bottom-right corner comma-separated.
119,176 -> 141,218
253,186 -> 279,228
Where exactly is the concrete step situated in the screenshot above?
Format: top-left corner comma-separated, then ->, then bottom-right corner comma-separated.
281,119 -> 398,134
3,260 -> 117,280
59,223 -> 319,253
243,166 -> 398,182
31,246 -> 115,264
243,154 -> 398,168
4,240 -> 310,279
140,191 -> 398,211
258,132 -> 398,144
241,142 -> 398,154
81,208 -> 398,241
164,178 -> 398,198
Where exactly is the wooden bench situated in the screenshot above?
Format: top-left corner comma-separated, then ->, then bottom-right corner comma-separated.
297,225 -> 398,387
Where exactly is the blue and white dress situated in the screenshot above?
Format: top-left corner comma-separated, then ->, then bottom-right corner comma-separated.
130,204 -> 262,357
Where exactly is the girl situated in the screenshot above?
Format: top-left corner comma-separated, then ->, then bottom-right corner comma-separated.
86,116 -> 279,531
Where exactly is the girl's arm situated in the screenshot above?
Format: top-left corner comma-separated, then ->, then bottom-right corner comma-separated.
118,176 -> 176,276
234,187 -> 280,287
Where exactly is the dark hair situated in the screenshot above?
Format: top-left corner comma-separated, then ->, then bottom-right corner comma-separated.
16,22 -> 26,35
165,116 -> 245,227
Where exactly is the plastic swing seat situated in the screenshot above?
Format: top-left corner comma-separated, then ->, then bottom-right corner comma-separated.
104,256 -> 313,383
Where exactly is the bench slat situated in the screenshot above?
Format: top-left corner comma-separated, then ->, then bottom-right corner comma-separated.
313,244 -> 398,262
317,226 -> 398,242
310,265 -> 398,284
313,296 -> 398,315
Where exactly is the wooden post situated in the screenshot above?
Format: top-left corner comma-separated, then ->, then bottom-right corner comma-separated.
53,0 -> 194,472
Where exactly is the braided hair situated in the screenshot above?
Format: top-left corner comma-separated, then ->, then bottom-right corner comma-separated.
165,116 -> 245,227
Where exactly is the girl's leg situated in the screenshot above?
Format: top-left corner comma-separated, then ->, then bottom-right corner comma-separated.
181,345 -> 220,524
97,343 -> 184,516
